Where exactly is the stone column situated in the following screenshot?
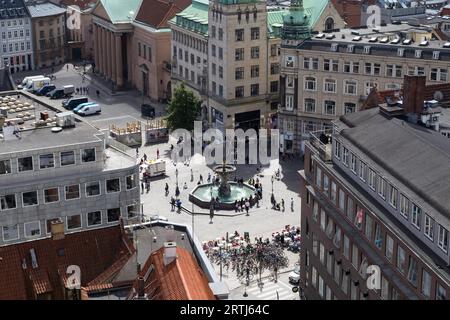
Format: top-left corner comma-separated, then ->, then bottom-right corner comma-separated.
102,27 -> 107,78
115,34 -> 123,87
99,27 -> 104,75
93,24 -> 99,73
106,30 -> 111,80
111,31 -> 116,84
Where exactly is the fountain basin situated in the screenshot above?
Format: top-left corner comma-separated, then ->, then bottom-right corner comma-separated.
189,182 -> 257,210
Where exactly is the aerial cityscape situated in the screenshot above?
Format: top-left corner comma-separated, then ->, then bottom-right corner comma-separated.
0,0 -> 449,307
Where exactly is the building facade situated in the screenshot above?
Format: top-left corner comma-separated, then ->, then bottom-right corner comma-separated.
279,21 -> 450,154
299,90 -> 450,299
26,1 -> 67,68
0,93 -> 140,246
0,0 -> 34,73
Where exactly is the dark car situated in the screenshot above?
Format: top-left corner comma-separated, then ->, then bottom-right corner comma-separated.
36,84 -> 56,96
48,88 -> 65,99
62,97 -> 88,110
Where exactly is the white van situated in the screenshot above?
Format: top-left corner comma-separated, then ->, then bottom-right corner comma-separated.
18,75 -> 44,89
77,103 -> 101,116
24,77 -> 51,93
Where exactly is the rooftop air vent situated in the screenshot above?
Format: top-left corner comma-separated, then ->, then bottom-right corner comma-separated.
368,36 -> 378,43
419,40 -> 429,46
380,37 -> 389,43
391,38 -> 400,44
316,33 -> 325,39
352,36 -> 362,41
444,42 -> 450,48
325,34 -> 335,40
403,39 -> 412,45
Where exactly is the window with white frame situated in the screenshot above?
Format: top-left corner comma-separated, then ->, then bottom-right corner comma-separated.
44,188 -> 59,203
65,185 -> 80,200
436,283 -> 447,300
324,59 -> 339,72
333,226 -> 342,248
1,194 -> 16,210
286,95 -> 294,111
344,103 -> 356,114
364,63 -> 380,76
374,222 -> 383,249
86,181 -> 100,197
343,61 -> 359,74
407,256 -> 418,287
397,245 -> 406,274
421,270 -> 431,299
60,151 -> 75,166
325,217 -> 334,239
107,208 -> 121,223
39,154 -> 54,169
424,215 -> 434,241
438,224 -> 448,253
331,43 -> 338,52
378,176 -> 386,199
324,100 -> 335,115
81,148 -> 96,163
324,79 -> 336,93
334,140 -> 341,159
386,64 -> 403,78
350,153 -> 357,174
363,46 -> 371,54
286,75 -> 294,88
430,68 -> 448,82
319,243 -> 325,265
351,244 -> 359,269
18,156 -> 33,172
0,159 -> 11,175
343,235 -> 350,259
400,194 -> 409,219
433,51 -> 440,60
87,211 -> 102,226
2,225 -> 19,241
106,178 -> 121,193
388,184 -> 398,209
304,57 -> 318,70
304,98 -> 316,113
415,50 -> 422,58
397,48 -> 404,57
331,182 -> 337,203
24,221 -> 41,238
344,80 -> 357,95
408,66 -> 425,76
285,56 -> 295,67
342,147 -> 349,166
359,161 -> 367,181
126,175 -> 137,190
304,77 -> 316,91
127,205 -> 139,219
67,215 -> 82,230
347,45 -> 354,53
368,168 -> 376,190
411,203 -> 422,229
320,209 -> 326,231
365,81 -> 378,95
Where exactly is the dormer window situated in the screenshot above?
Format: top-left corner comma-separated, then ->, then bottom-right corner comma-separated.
397,48 -> 404,57
347,45 -> 354,53
433,51 -> 440,60
363,46 -> 371,54
415,50 -> 422,58
331,43 -> 338,52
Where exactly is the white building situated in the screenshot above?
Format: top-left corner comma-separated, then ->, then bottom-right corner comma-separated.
0,0 -> 34,73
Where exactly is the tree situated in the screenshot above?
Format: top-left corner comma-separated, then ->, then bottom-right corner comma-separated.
166,83 -> 201,132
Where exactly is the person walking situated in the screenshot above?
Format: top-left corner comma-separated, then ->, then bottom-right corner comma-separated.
165,183 -> 169,196
157,149 -> 160,159
199,174 -> 203,184
291,198 -> 294,212
207,172 -> 211,183
170,197 -> 175,211
190,169 -> 194,182
183,182 -> 188,190
281,199 -> 285,212
141,181 -> 144,194
245,200 -> 250,216
175,185 -> 180,198
136,148 -> 139,158
143,153 -> 147,162
146,180 -> 150,193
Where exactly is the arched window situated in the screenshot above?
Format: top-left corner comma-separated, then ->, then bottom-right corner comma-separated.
325,17 -> 335,31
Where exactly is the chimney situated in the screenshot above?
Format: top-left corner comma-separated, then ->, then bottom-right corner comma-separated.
137,276 -> 146,298
51,219 -> 65,240
403,75 -> 426,121
163,242 -> 177,266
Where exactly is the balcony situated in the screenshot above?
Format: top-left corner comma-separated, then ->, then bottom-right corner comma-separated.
309,129 -> 333,162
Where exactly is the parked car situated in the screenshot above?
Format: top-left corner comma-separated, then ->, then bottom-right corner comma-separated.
36,84 -> 56,96
289,263 -> 301,285
73,101 -> 96,114
18,75 -> 44,89
24,77 -> 51,93
62,97 -> 88,110
77,103 -> 101,116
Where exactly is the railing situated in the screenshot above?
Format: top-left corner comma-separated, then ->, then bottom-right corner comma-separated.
309,129 -> 333,162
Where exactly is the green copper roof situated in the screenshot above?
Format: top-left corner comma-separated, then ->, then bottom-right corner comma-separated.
282,0 -> 329,29
99,0 -> 142,24
170,0 -> 209,35
268,10 -> 288,38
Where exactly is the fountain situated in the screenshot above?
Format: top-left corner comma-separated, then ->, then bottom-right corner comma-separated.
189,162 -> 257,211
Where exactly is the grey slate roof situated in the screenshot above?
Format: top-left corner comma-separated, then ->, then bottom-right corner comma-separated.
340,109 -> 450,220
0,0 -> 28,18
26,2 -> 66,18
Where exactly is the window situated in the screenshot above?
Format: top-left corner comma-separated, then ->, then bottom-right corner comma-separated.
397,245 -> 406,274
320,209 -> 326,231
324,59 -> 339,72
107,208 -> 121,223
218,47 -> 223,59
218,28 -> 223,40
323,174 -> 329,195
24,221 -> 40,238
350,154 -> 357,174
106,178 -> 121,193
359,161 -> 367,181
372,222 -> 382,249
81,148 -> 96,163
234,48 -> 244,61
2,225 -> 19,241
326,218 -> 334,239
324,100 -> 336,115
219,66 -> 223,78
399,194 -> 409,219
303,57 -> 319,70
365,213 -> 373,240
430,68 -> 447,82
18,156 -> 33,172
67,215 -> 81,230
343,235 -> 350,259
421,270 -> 431,299
235,67 -> 244,80
87,211 -> 102,226
235,86 -> 244,98
251,84 -> 259,96
304,77 -> 316,91
324,79 -> 336,93
235,29 -> 244,41
342,147 -> 349,166
251,27 -> 259,40
341,271 -> 349,295
388,185 -> 398,209
211,26 -> 216,38
22,191 -> 38,206
368,168 -> 376,190
312,201 -> 319,222
37,153 -> 55,169
0,159 -> 11,175
311,266 -> 317,288
127,205 -> 139,218
438,224 -> 448,253
364,63 -> 381,76
270,44 -> 277,56
385,234 -> 394,261
436,283 -> 447,300
65,185 -> 80,200
86,181 -> 100,197
386,64 -> 403,78
1,194 -> 16,210
344,80 -> 357,95
339,190 -> 345,211
351,244 -> 359,268
407,256 -> 418,287
381,276 -> 389,300
334,140 -> 341,159
344,61 -> 359,73
411,203 -> 422,229
333,226 -> 342,248
211,45 -> 216,57
44,188 -> 59,203
330,182 -> 337,203
346,197 -> 354,219
408,66 -> 425,76
270,81 -> 278,93
60,151 -> 75,166
304,99 -> 316,113
251,46 -> 259,59
378,176 -> 386,199
285,56 -> 295,68
319,243 -> 325,265
424,215 -> 434,241
344,103 -> 356,114
270,63 -> 279,75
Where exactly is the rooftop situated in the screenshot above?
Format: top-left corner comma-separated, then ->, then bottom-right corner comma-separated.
26,1 -> 67,18
0,0 -> 28,18
134,0 -> 191,30
96,0 -> 142,24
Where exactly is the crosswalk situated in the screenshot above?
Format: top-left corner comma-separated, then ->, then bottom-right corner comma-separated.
245,280 -> 295,300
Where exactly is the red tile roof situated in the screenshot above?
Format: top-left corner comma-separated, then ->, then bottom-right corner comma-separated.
0,225 -> 133,300
134,0 -> 192,29
129,246 -> 216,300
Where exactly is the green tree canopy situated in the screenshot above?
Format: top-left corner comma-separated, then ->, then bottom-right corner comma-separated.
166,83 -> 201,132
